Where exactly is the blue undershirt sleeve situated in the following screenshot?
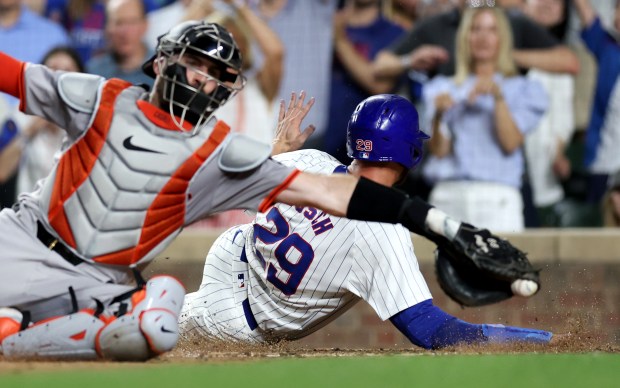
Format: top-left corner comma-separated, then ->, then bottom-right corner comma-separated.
389,300 -> 552,349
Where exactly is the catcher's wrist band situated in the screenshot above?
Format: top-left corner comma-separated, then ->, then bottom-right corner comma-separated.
346,177 -> 431,235
426,208 -> 460,241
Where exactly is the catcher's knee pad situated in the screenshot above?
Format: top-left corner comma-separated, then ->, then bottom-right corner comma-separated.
96,275 -> 185,361
1,309 -> 107,359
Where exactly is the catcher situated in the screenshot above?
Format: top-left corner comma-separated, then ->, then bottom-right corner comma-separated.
180,94 -> 549,348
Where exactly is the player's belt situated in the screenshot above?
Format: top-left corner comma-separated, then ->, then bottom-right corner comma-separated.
242,298 -> 258,331
239,245 -> 258,331
36,221 -> 84,266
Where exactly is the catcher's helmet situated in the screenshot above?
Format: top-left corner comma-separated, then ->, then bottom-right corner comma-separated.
346,94 -> 428,169
142,21 -> 246,133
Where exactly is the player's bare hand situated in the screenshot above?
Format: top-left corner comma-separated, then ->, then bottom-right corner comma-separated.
271,91 -> 316,155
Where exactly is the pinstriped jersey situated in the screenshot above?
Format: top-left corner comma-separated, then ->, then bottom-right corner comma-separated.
15,63 -> 295,267
243,150 -> 432,341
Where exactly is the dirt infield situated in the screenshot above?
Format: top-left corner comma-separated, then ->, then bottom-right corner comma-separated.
164,327 -> 619,362
1,327 -> 617,372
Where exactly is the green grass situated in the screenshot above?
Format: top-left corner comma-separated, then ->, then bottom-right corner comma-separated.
2,353 -> 619,388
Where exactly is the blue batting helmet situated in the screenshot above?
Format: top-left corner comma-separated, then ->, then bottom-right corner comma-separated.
346,94 -> 428,169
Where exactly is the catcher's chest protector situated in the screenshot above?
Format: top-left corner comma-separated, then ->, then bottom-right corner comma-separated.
38,79 -> 230,267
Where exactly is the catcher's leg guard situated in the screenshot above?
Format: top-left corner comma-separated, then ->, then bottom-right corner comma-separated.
96,275 -> 185,361
0,308 -> 24,347
1,308 -> 107,359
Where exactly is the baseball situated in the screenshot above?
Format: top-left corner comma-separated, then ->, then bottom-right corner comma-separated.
511,279 -> 538,297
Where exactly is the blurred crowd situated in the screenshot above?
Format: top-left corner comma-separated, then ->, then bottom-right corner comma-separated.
0,0 -> 619,231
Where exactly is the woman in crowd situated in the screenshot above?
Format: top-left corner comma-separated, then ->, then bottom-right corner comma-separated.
422,5 -> 548,232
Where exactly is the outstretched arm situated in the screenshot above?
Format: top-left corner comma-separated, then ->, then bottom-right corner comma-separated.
276,172 -> 453,238
390,299 -> 552,349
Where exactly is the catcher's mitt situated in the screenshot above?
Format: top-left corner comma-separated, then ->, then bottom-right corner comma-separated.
430,223 -> 540,307
435,248 -> 513,306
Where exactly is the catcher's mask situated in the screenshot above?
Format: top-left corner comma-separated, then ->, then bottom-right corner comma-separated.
142,21 -> 246,134
346,94 -> 429,170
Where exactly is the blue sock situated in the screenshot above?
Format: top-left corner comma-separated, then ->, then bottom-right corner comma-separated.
390,300 -> 553,349
389,300 -> 484,349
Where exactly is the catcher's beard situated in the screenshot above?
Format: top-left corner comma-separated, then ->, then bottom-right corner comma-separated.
157,73 -> 201,126
157,64 -> 224,127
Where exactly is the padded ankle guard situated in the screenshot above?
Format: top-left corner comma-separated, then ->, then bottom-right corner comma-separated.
96,275 -> 185,361
0,276 -> 185,361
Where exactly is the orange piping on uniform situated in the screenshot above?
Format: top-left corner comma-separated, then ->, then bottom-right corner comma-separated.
93,121 -> 231,266
18,62 -> 26,112
258,169 -> 302,213
48,78 -> 132,249
0,52 -> 25,100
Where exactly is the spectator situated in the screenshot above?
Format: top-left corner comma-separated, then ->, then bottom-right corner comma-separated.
523,68 -> 574,226
197,0 -> 284,229
325,0 -> 406,163
371,0 -> 577,206
0,0 -> 69,207
495,0 -> 526,11
0,0 -> 69,99
602,170 -> 620,227
523,0 -> 570,41
44,0 -> 107,63
572,0 -> 620,207
372,0 -> 579,90
0,98 -> 17,182
565,0 -> 618,45
86,0 -> 154,87
251,0 -> 339,150
206,0 -> 283,143
422,6 -> 548,232
520,0 -> 575,226
383,0 -> 420,30
145,0 -> 214,51
419,0 -> 460,18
